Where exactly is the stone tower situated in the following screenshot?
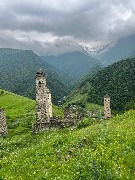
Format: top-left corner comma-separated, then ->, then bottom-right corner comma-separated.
36,69 -> 52,123
0,109 -> 8,137
104,95 -> 111,119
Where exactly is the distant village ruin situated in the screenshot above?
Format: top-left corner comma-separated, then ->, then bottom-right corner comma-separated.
0,70 -> 112,136
33,70 -> 112,133
33,70 -> 82,133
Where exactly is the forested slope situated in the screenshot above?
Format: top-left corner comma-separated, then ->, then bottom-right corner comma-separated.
65,58 -> 135,111
0,48 -> 70,104
41,51 -> 102,84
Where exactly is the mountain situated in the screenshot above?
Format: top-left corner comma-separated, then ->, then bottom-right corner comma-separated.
0,48 -> 70,104
41,38 -> 84,56
97,35 -> 135,66
40,51 -> 102,84
41,35 -> 135,67
83,45 -> 107,56
128,49 -> 135,57
0,90 -> 135,179
65,57 -> 135,111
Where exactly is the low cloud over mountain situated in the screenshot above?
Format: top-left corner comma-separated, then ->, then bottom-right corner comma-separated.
0,0 -> 135,54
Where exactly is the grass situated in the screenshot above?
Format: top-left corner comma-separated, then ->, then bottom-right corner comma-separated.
85,102 -> 104,112
0,89 -> 135,179
0,89 -> 35,119
65,92 -> 88,105
0,89 -> 64,136
64,91 -> 104,113
0,89 -> 64,119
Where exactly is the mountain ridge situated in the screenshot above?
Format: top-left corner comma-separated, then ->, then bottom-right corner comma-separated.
40,51 -> 102,84
96,35 -> 135,65
65,57 -> 135,111
0,48 -> 71,104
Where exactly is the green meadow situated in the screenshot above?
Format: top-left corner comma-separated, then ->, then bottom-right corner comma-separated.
0,90 -> 135,179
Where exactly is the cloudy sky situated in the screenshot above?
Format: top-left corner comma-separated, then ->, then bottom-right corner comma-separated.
0,0 -> 135,55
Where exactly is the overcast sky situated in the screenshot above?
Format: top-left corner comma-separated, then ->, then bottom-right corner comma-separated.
0,0 -> 135,55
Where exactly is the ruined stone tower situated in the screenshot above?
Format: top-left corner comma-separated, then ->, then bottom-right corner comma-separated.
104,95 -> 111,119
0,109 -> 8,137
36,69 -> 52,123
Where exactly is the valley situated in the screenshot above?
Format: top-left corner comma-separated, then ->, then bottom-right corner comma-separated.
65,57 -> 135,112
40,51 -> 102,84
0,1 -> 135,179
0,47 -> 135,179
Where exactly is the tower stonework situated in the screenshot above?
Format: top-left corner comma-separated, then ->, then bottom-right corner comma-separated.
36,70 -> 52,123
0,109 -> 8,137
104,95 -> 111,119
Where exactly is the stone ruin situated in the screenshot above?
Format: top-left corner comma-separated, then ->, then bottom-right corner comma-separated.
0,70 -> 112,135
33,70 -> 113,132
35,69 -> 52,123
64,106 -> 82,120
33,70 -> 82,133
0,108 -> 8,137
104,95 -> 111,119
33,106 -> 82,132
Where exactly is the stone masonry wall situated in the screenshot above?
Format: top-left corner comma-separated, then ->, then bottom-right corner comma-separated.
33,116 -> 81,133
0,109 -> 8,137
104,95 -> 111,119
33,106 -> 82,133
36,70 -> 52,124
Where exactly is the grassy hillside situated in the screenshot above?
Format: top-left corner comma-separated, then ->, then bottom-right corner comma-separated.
0,48 -> 70,104
65,57 -> 135,112
0,90 -> 135,179
0,89 -> 35,119
0,89 -> 64,135
63,88 -> 103,113
41,51 -> 102,84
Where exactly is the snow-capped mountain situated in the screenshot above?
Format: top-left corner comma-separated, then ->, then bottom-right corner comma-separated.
40,35 -> 135,66
40,38 -> 84,56
82,35 -> 135,66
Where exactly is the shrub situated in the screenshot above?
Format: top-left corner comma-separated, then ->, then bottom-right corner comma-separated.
77,118 -> 96,129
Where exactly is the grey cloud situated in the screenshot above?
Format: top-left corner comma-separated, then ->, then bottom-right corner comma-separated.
0,31 -> 82,55
0,0 -> 135,54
